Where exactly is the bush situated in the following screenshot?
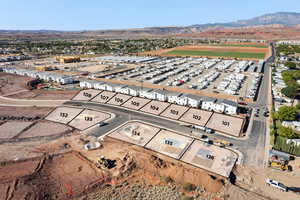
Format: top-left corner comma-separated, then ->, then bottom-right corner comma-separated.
182,183 -> 196,192
161,176 -> 173,183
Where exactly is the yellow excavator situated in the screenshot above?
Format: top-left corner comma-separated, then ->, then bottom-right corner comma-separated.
97,156 -> 116,169
268,161 -> 292,171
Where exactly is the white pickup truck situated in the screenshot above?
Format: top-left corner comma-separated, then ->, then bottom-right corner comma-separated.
266,179 -> 288,192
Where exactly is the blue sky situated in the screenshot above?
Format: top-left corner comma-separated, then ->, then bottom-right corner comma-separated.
1,0 -> 299,30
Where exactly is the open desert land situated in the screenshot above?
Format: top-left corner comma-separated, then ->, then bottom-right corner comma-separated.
176,26 -> 300,40
139,44 -> 270,60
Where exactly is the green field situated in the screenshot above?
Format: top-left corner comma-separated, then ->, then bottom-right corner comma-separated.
210,44 -> 268,48
165,50 -> 266,59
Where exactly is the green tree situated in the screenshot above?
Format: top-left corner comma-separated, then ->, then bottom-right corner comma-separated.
278,126 -> 298,139
285,61 -> 297,69
281,86 -> 297,99
276,106 -> 297,121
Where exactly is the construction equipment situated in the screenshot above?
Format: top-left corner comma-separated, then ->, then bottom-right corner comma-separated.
97,156 -> 116,169
268,161 -> 292,171
215,139 -> 233,147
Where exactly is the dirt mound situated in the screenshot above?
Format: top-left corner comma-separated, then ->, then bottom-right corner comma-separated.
0,152 -> 108,200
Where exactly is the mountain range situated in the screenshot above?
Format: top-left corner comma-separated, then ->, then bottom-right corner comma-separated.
1,12 -> 300,40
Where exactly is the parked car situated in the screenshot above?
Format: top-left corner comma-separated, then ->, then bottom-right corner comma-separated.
266,179 -> 288,192
98,122 -> 107,127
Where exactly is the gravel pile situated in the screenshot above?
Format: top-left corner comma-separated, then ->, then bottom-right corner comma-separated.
77,182 -> 211,200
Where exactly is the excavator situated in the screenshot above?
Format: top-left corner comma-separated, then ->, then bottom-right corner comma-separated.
97,156 -> 116,169
268,161 -> 292,171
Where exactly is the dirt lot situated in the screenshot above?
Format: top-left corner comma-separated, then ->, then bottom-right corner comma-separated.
0,106 -> 52,118
0,121 -> 33,139
19,120 -> 73,138
0,72 -> 77,100
0,72 -> 31,96
233,164 -> 300,200
0,152 -> 107,200
7,89 -> 78,100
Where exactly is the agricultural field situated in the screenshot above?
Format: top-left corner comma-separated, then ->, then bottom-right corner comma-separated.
210,43 -> 268,48
165,50 -> 266,59
141,44 -> 270,60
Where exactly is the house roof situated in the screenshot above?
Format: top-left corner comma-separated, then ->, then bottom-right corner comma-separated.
127,85 -> 141,91
202,96 -> 217,102
182,93 -> 203,101
221,99 -> 238,107
153,89 -> 171,95
140,87 -> 154,92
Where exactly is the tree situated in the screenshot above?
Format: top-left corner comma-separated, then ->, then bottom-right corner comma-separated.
278,126 -> 299,139
285,61 -> 297,69
276,106 -> 297,121
281,86 -> 297,99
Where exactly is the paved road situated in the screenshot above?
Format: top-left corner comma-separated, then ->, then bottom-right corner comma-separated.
243,43 -> 275,167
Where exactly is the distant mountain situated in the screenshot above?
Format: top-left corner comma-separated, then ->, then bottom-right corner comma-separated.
189,12 -> 300,30
1,12 -> 300,40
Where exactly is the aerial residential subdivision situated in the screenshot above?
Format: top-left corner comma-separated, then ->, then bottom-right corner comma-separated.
0,1 -> 300,200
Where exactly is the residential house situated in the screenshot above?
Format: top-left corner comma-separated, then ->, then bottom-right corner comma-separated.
201,97 -> 217,111
222,99 -> 238,115
127,85 -> 140,96
153,89 -> 168,102
139,88 -> 155,99
183,94 -> 202,108
213,99 -> 225,113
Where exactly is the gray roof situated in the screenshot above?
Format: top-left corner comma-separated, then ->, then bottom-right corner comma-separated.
202,96 -> 217,102
167,91 -> 182,97
140,87 -> 154,92
153,89 -> 171,95
182,93 -> 203,101
127,85 -> 141,90
108,83 -> 126,88
221,99 -> 238,107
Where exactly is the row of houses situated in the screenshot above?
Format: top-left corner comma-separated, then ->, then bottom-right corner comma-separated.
217,73 -> 245,95
3,67 -> 75,84
246,73 -> 262,99
0,55 -> 33,63
272,64 -> 292,105
80,79 -> 238,115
